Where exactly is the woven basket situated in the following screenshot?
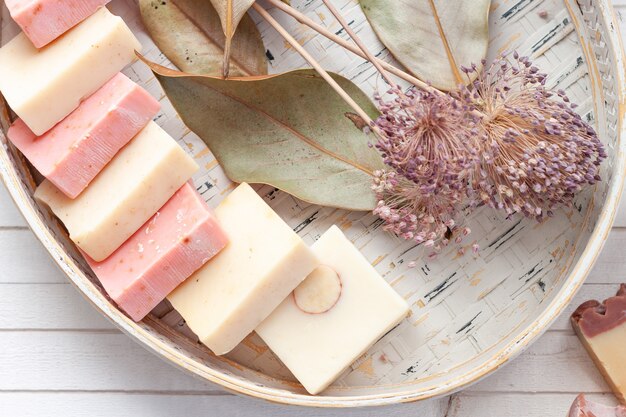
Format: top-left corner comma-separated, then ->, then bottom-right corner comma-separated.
1,0 -> 624,407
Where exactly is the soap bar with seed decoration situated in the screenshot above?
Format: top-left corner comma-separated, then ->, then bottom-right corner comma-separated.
8,73 -> 160,199
85,183 -> 228,322
168,183 -> 319,355
568,394 -> 626,417
256,225 -> 410,395
35,121 -> 198,262
571,284 -> 626,405
0,7 -> 141,135
5,0 -> 111,48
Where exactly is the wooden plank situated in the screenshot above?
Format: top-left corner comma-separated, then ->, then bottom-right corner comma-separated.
585,228 -> 626,284
469,332 -> 610,393
0,393 -> 449,417
0,331 -> 219,392
0,185 -> 27,227
0,330 -> 607,394
0,230 -> 67,283
0,283 -> 113,330
449,393 -> 621,417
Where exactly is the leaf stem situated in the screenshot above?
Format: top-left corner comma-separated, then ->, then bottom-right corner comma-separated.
262,0 -> 434,93
223,39 -> 232,77
252,2 -> 379,134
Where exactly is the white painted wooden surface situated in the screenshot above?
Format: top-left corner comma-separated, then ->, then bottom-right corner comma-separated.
2,4 -> 626,417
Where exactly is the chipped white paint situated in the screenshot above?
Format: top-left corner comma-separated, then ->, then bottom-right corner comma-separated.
0,0 -> 625,409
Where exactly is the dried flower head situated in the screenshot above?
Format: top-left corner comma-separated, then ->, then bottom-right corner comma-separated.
372,88 -> 478,248
371,51 -> 606,250
457,52 -> 606,220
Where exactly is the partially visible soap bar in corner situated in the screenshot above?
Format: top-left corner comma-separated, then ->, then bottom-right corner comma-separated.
8,73 -> 160,199
571,284 -> 626,405
568,394 -> 626,417
35,121 -> 198,262
5,0 -> 111,48
86,183 -> 228,322
168,183 -> 319,355
0,7 -> 141,135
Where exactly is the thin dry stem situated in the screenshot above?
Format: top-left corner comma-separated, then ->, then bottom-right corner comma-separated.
262,0 -> 432,92
252,3 -> 380,133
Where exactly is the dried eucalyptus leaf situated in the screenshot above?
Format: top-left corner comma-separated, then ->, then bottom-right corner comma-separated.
361,0 -> 490,91
141,58 -> 384,211
207,0 -> 255,76
139,0 -> 266,76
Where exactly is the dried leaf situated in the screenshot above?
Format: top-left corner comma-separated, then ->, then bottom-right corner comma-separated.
207,0 -> 255,76
361,0 -> 490,91
141,57 -> 384,211
139,0 -> 266,76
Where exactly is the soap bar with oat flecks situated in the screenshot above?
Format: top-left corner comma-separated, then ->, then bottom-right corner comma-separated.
571,284 -> 626,405
34,121 -> 198,262
168,183 -> 319,355
85,183 -> 228,322
5,0 -> 111,48
0,7 -> 141,135
8,73 -> 160,199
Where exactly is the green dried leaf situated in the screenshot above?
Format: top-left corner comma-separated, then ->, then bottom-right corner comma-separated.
139,0 -> 266,76
141,58 -> 384,211
361,0 -> 490,91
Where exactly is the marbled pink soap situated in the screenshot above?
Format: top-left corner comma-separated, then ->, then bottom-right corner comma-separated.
8,73 -> 160,199
85,183 -> 228,322
5,0 -> 111,48
569,394 -> 626,417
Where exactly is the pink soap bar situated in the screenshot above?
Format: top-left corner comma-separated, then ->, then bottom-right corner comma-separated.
86,183 -> 229,322
8,73 -> 160,199
569,394 -> 626,417
5,0 -> 111,48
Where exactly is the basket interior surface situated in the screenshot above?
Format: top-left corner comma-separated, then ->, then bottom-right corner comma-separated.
0,0 -> 623,406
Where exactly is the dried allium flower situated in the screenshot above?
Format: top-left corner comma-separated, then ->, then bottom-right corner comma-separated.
372,88 -> 478,248
457,52 -> 606,220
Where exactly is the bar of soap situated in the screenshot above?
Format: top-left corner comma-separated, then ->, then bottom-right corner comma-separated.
256,225 -> 410,395
8,73 -> 160,199
85,183 -> 228,322
571,284 -> 626,405
5,0 -> 111,48
35,121 -> 198,262
569,394 -> 626,417
168,183 -> 319,355
0,7 -> 141,135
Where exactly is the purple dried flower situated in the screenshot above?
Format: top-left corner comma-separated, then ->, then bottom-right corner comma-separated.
371,52 -> 606,251
455,53 -> 606,220
372,87 -> 478,247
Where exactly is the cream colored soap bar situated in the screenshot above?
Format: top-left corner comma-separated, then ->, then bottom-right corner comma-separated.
168,183 -> 319,355
35,121 -> 198,262
0,7 -> 141,135
256,225 -> 410,395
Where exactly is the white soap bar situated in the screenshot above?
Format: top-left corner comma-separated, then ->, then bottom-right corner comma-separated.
0,7 -> 141,135
168,183 -> 319,355
35,121 -> 198,262
256,225 -> 409,395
